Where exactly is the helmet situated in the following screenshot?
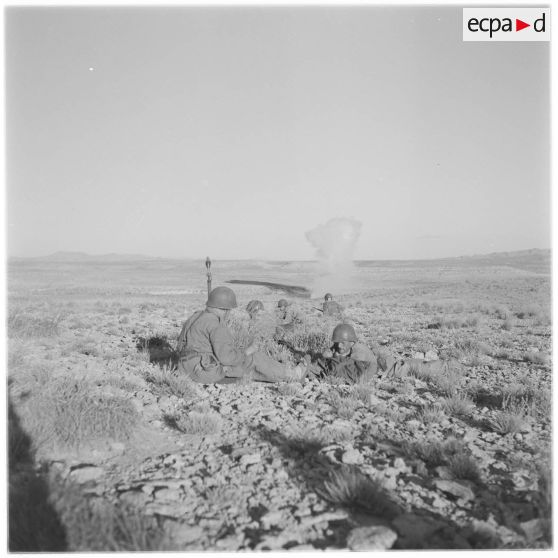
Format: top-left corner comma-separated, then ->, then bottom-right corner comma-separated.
324,293 -> 333,301
206,286 -> 237,310
332,323 -> 357,343
246,300 -> 264,314
277,299 -> 288,308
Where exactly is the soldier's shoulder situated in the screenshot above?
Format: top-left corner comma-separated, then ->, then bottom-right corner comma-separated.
189,310 -> 217,327
351,342 -> 374,361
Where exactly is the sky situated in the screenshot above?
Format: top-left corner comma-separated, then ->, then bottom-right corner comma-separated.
5,5 -> 551,260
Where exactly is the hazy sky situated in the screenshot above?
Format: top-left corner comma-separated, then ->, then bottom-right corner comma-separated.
6,6 -> 550,260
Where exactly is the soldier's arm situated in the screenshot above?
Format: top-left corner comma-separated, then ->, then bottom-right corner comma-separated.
209,325 -> 246,366
350,342 -> 374,363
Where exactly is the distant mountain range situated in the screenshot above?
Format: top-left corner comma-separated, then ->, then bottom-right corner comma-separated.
9,248 -> 550,264
11,251 -> 163,262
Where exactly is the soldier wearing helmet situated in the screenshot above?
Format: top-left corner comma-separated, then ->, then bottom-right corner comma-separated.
322,293 -> 344,318
296,323 -> 373,383
329,323 -> 373,360
177,286 -> 306,383
246,300 -> 264,320
276,298 -> 303,333
306,322 -> 445,384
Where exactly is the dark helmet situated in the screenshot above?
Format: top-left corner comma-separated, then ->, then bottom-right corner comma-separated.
277,299 -> 288,308
206,286 -> 237,310
324,293 -> 333,301
332,323 -> 357,343
246,300 -> 264,314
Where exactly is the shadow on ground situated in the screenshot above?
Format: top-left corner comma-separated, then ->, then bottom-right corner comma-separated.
8,398 -> 67,551
135,335 -> 179,367
251,424 -> 495,550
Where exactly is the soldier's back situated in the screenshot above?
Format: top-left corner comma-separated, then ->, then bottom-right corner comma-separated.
322,300 -> 343,318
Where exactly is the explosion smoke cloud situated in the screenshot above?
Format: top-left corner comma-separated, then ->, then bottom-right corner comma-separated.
305,218 -> 362,297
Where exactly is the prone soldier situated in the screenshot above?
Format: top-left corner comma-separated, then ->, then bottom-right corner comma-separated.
299,323 -> 444,384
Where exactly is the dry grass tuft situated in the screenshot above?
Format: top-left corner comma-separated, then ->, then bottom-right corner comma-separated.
226,311 -> 253,350
516,304 -> 550,324
403,438 -> 445,467
143,365 -> 204,400
349,383 -> 378,404
328,391 -> 361,419
283,423 -> 354,454
403,437 -> 478,478
262,337 -> 296,364
432,315 -> 480,330
431,369 -> 464,396
487,411 -> 525,434
493,306 -> 513,320
52,480 -> 172,551
441,392 -> 475,417
12,374 -> 138,452
415,403 -> 446,425
281,321 -> 331,354
447,453 -> 481,482
317,466 -> 399,518
8,309 -> 63,338
407,361 -> 438,382
277,382 -> 303,397
523,351 -> 548,366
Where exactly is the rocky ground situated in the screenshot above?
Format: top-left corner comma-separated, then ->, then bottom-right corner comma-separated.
7,256 -> 552,550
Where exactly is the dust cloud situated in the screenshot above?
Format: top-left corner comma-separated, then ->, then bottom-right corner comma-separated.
305,218 -> 362,298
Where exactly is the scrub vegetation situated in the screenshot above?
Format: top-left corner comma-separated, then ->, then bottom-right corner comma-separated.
7,250 -> 551,550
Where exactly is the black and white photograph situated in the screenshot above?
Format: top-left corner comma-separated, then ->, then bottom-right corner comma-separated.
4,1 -> 552,551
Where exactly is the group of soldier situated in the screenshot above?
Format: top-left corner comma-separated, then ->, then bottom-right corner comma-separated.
176,286 -> 440,386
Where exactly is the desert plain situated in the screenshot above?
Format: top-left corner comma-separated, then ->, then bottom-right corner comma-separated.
6,249 -> 552,550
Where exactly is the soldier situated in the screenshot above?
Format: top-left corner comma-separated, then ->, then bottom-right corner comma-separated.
275,298 -> 303,336
246,300 -> 264,320
277,299 -> 303,325
246,299 -> 276,340
322,293 -> 344,318
177,287 -> 306,384
305,324 -> 444,384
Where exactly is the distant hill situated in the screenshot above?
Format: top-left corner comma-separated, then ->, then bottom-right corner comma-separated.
353,248 -> 550,274
458,248 -> 550,274
9,248 -> 550,273
11,251 -> 162,262
456,248 -> 549,261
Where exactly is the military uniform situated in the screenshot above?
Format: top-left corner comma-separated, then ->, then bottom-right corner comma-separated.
309,342 -> 374,383
177,310 -> 294,383
309,342 -> 440,384
276,305 -> 303,335
322,300 -> 344,318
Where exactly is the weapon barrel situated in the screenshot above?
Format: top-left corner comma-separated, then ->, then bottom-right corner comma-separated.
206,257 -> 212,296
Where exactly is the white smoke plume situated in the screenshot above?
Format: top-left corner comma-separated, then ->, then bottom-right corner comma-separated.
305,217 -> 362,297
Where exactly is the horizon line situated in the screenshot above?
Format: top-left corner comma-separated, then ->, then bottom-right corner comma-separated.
7,247 -> 550,263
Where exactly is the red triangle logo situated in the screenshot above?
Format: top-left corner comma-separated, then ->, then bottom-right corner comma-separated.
516,19 -> 530,31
